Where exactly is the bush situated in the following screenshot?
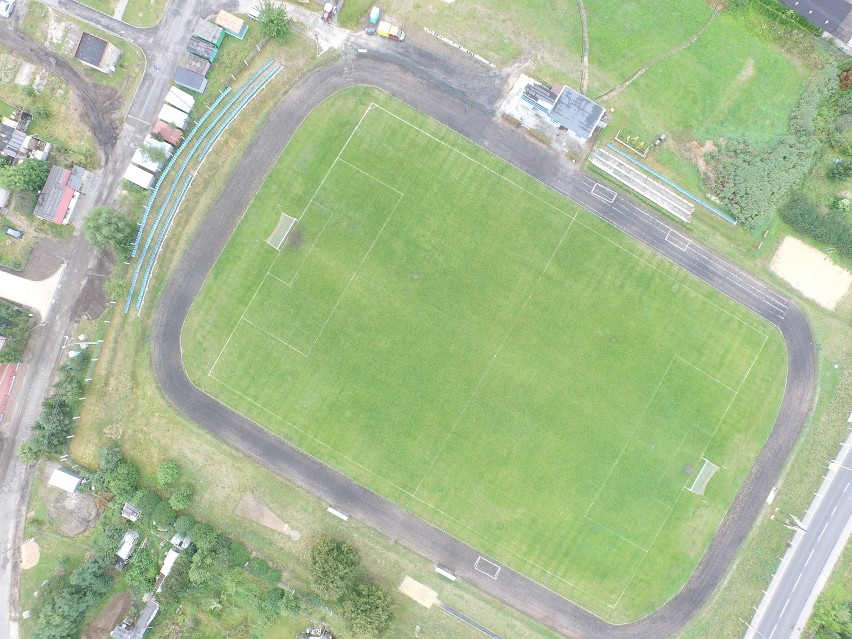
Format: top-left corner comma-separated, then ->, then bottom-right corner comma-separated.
168,483 -> 193,511
257,0 -> 291,39
0,158 -> 50,192
82,206 -> 137,259
0,300 -> 32,363
247,558 -> 281,585
229,540 -> 251,567
342,582 -> 394,639
153,500 -> 176,527
780,194 -> 852,260
828,159 -> 852,180
310,537 -> 359,601
156,460 -> 180,488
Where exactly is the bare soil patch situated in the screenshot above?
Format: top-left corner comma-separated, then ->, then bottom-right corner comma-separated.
235,492 -> 301,540
82,591 -> 132,639
399,575 -> 438,608
48,490 -> 99,536
687,139 -> 717,177
20,539 -> 40,570
770,236 -> 852,310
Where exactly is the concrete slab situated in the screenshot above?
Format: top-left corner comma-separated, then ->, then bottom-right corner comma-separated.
0,263 -> 65,320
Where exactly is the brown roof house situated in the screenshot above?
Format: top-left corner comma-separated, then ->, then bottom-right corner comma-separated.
74,33 -> 121,75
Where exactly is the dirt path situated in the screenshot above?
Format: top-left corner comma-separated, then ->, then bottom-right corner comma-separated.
576,0 -> 590,93
596,4 -> 721,101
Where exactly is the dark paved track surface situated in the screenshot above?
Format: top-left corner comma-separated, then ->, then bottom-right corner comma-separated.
151,55 -> 818,638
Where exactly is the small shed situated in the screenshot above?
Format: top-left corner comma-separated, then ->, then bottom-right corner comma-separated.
115,530 -> 140,570
132,136 -> 173,172
215,10 -> 248,39
165,86 -> 195,113
74,33 -> 121,75
186,36 -> 218,62
173,67 -> 208,94
160,548 -> 180,577
170,532 -> 191,550
48,467 -> 82,493
110,599 -> 159,639
124,164 -> 156,190
158,104 -> 189,130
122,502 -> 142,522
178,52 -> 210,77
193,18 -> 225,46
152,120 -> 184,146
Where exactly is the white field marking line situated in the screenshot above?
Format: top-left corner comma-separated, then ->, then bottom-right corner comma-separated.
591,182 -> 617,203
206,368 -> 617,609
583,357 -> 675,519
266,213 -> 297,250
474,556 -> 501,579
369,103 -> 576,220
241,317 -> 310,357
673,354 -> 736,392
211,104 -> 375,373
337,157 -> 404,196
665,228 -> 692,251
411,216 -> 577,497
303,191 -> 404,357
582,515 -> 649,553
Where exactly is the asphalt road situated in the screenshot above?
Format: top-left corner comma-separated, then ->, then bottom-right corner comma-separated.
0,1 -> 207,635
151,54 -> 818,638
747,431 -> 852,639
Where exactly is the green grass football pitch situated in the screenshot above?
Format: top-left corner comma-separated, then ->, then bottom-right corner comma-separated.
183,88 -> 786,620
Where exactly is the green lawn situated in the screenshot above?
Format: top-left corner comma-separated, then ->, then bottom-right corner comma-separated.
182,87 -> 786,620
76,0 -> 168,27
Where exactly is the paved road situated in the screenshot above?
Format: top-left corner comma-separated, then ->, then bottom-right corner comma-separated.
0,1 -> 207,635
151,54 -> 818,638
746,431 -> 852,639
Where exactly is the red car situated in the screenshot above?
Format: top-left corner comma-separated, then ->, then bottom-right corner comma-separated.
322,1 -> 336,22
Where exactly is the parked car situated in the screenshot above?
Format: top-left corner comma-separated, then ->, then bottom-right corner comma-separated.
3,225 -> 23,239
0,1 -> 15,18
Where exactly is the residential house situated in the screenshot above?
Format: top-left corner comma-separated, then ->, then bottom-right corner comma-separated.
74,32 -> 121,74
33,165 -> 87,224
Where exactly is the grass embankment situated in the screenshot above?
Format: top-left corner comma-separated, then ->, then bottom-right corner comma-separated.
76,0 -> 171,27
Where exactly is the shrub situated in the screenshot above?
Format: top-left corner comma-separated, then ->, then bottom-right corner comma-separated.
310,537 -> 359,601
780,194 -> 852,260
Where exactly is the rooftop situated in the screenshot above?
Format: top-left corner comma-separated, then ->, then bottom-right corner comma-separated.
186,36 -> 217,61
548,84 -> 605,142
47,467 -> 82,493
173,67 -> 208,94
193,19 -> 224,45
110,599 -> 159,639
34,165 -> 86,224
74,32 -> 108,67
215,10 -> 247,38
152,120 -> 184,146
178,51 -> 210,77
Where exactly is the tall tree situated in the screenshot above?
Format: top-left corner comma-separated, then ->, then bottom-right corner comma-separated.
82,206 -> 137,259
0,158 -> 50,192
257,0 -> 291,39
342,582 -> 394,639
310,537 -> 359,601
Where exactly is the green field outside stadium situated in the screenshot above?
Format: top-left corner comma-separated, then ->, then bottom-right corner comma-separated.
182,87 -> 786,620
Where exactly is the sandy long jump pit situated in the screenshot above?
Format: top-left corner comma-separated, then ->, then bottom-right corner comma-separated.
770,236 -> 852,310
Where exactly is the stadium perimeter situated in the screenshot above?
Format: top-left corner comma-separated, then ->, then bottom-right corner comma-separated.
152,56 -> 817,639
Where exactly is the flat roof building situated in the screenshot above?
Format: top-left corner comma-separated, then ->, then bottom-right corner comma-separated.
48,467 -> 82,493
187,36 -> 218,62
152,120 -> 184,146
522,81 -> 606,143
124,164 -> 156,190
193,18 -> 225,47
215,10 -> 248,39
173,67 -> 208,94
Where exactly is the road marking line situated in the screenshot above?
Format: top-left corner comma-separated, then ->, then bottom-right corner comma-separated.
591,183 -> 617,203
780,598 -> 789,616
769,623 -> 777,639
831,505 -> 837,516
818,522 -> 829,542
792,573 -> 802,592
844,481 -> 849,493
805,548 -> 815,566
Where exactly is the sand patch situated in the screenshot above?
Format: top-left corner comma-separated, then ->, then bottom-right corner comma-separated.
48,490 -> 98,537
770,236 -> 852,310
20,539 -> 40,570
235,493 -> 301,540
399,576 -> 438,608
736,58 -> 755,83
688,139 -> 717,175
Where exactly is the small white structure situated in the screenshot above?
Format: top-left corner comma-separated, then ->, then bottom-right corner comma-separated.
160,548 -> 180,577
164,86 -> 195,113
124,164 -> 156,190
122,502 -> 142,522
115,530 -> 140,569
158,104 -> 188,130
48,467 -> 82,493
132,136 -> 173,172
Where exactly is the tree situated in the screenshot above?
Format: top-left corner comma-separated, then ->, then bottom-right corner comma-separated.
153,499 -> 176,527
0,158 -> 50,192
0,300 -> 32,363
828,159 -> 852,180
174,513 -> 195,534
69,560 -> 112,595
310,537 -> 359,601
169,483 -> 194,510
82,206 -> 137,259
811,594 -> 852,638
257,0 -> 291,39
125,548 -> 158,593
342,582 -> 394,639
157,460 -> 180,488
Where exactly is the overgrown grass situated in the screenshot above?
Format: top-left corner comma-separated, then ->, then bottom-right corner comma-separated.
182,87 -> 786,620
0,215 -> 34,269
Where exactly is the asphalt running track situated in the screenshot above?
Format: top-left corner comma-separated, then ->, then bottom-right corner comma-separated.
151,56 -> 818,639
